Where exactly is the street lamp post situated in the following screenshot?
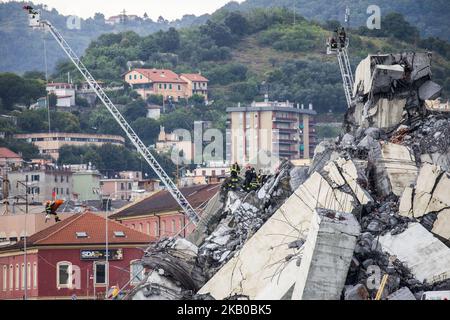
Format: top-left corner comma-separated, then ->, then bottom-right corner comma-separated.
16,176 -> 29,300
104,191 -> 120,299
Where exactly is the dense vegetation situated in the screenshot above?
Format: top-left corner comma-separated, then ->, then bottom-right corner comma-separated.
223,0 -> 450,41
1,6 -> 449,174
0,1 -> 209,74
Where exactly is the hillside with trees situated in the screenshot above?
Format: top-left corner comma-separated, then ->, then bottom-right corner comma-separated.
0,1 -> 209,74
223,0 -> 450,41
1,7 -> 449,174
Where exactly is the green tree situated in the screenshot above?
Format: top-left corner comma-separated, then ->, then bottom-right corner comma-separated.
224,12 -> 249,36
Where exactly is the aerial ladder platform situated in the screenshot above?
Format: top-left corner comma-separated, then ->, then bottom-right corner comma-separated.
326,33 -> 354,109
23,6 -> 200,225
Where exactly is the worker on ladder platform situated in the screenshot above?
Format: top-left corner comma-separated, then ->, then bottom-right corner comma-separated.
339,27 -> 347,48
23,5 -> 38,15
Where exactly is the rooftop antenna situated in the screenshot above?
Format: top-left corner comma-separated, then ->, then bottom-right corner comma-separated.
345,5 -> 350,29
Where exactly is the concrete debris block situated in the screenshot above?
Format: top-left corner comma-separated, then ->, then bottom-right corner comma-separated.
399,164 -> 450,219
387,287 -> 416,300
431,209 -> 450,241
372,64 -> 405,94
289,166 -> 309,191
198,167 -> 368,300
419,80 -> 442,101
415,163 -> 443,195
335,158 -> 373,205
340,133 -> 356,149
374,142 -> 418,196
292,209 -> 360,300
172,238 -> 199,257
344,284 -> 369,300
379,223 -> 450,284
399,187 -> 414,217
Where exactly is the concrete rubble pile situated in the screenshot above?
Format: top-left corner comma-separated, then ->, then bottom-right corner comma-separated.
128,52 -> 450,300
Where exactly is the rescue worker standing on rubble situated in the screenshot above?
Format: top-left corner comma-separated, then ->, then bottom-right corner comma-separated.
243,165 -> 254,191
227,162 -> 241,190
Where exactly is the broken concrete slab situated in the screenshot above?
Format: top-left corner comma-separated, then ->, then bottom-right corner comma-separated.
432,209 -> 450,241
419,80 -> 442,101
291,209 -> 360,300
379,223 -> 450,284
387,287 -> 416,300
399,187 -> 414,217
373,142 -> 419,196
344,284 -> 369,300
198,169 -> 370,300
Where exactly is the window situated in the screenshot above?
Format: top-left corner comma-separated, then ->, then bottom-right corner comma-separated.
178,85 -> 181,91
139,223 -> 143,232
66,188 -> 69,195
60,188 -> 63,195
66,176 -> 69,182
114,231 -> 125,238
121,183 -> 124,190
94,262 -> 107,285
172,219 -> 176,233
130,261 -> 144,285
9,265 -> 13,291
169,84 -> 172,90
15,264 -> 19,290
27,263 -> 31,289
2,266 -> 6,291
129,75 -> 132,80
134,75 -> 137,80
154,221 -> 159,237
128,183 -> 132,190
21,263 -> 25,289
54,175 -> 58,183
159,84 -> 162,89
146,222 -> 150,235
57,261 -> 72,288
161,221 -> 166,236
140,75 -> 143,79
33,263 -> 37,289
60,175 -> 64,183
75,232 -> 88,238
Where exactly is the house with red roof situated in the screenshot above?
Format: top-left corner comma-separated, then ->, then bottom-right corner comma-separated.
123,68 -> 208,102
180,73 -> 209,100
0,212 -> 152,300
110,184 -> 220,239
0,148 -> 22,173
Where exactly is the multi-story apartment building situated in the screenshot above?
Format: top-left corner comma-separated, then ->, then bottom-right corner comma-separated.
13,132 -> 125,160
226,96 -> 316,165
123,69 -> 208,102
7,165 -> 74,203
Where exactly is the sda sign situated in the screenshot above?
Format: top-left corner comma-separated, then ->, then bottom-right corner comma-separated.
80,248 -> 123,261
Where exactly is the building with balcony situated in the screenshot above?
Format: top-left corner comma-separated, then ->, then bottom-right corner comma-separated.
226,96 -> 316,165
6,165 -> 74,203
13,133 -> 125,160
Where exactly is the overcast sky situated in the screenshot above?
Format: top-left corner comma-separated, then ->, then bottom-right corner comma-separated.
13,0 -> 245,20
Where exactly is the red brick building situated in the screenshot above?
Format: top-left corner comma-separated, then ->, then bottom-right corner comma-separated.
110,184 -> 220,238
0,212 -> 153,300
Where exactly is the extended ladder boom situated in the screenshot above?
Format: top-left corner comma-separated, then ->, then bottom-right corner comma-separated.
25,9 -> 199,224
337,47 -> 354,109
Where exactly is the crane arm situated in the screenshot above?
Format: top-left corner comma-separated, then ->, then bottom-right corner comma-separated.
25,9 -> 200,224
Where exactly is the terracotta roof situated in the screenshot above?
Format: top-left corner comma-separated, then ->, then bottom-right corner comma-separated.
0,147 -> 21,159
180,73 -> 209,82
130,69 -> 187,84
110,184 -> 220,219
0,212 -> 153,251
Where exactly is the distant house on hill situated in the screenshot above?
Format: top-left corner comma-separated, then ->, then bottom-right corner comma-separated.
123,68 -> 208,102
